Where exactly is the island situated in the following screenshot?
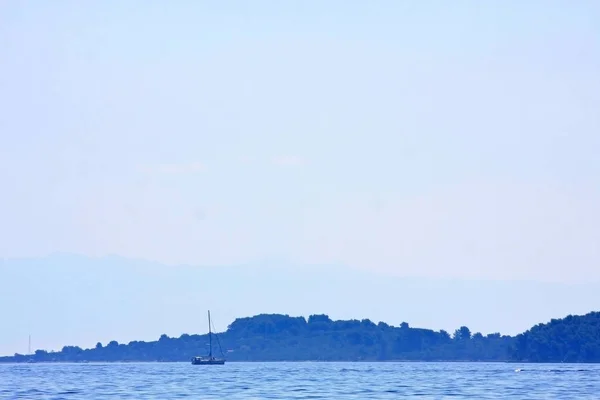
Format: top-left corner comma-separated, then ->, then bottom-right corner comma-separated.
2,311 -> 599,363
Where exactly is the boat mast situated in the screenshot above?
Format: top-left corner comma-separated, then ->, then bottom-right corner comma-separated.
208,310 -> 212,358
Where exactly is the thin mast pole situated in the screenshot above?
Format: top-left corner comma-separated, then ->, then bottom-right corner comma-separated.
208,310 -> 212,358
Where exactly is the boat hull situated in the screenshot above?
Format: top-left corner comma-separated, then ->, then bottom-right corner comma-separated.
191,358 -> 225,365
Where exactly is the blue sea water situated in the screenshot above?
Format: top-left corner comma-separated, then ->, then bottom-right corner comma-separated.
1,362 -> 599,399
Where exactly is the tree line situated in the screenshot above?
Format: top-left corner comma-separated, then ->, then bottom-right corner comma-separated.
2,311 -> 599,363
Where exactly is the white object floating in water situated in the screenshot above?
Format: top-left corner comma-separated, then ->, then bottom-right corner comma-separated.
515,368 -> 522,372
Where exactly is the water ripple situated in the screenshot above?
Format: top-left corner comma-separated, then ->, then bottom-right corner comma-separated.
1,362 -> 599,399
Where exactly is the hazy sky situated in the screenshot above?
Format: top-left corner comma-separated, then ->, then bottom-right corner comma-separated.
2,254 -> 600,356
1,2 -> 599,288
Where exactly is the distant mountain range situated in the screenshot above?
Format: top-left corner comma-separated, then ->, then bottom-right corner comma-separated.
2,311 -> 600,363
1,253 -> 599,358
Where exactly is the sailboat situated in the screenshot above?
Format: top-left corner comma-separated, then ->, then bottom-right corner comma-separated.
191,310 -> 226,365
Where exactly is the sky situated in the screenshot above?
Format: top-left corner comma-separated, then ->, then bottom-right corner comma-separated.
2,254 -> 600,356
1,1 -> 600,354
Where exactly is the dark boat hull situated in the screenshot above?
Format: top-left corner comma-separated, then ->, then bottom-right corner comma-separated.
191,358 -> 225,365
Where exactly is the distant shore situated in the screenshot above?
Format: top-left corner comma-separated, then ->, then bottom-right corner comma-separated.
2,311 -> 599,364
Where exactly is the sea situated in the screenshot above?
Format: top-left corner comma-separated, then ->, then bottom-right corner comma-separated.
1,362 -> 599,399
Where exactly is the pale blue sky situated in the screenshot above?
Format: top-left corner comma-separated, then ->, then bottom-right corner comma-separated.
1,1 -> 600,354
2,254 -> 600,356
